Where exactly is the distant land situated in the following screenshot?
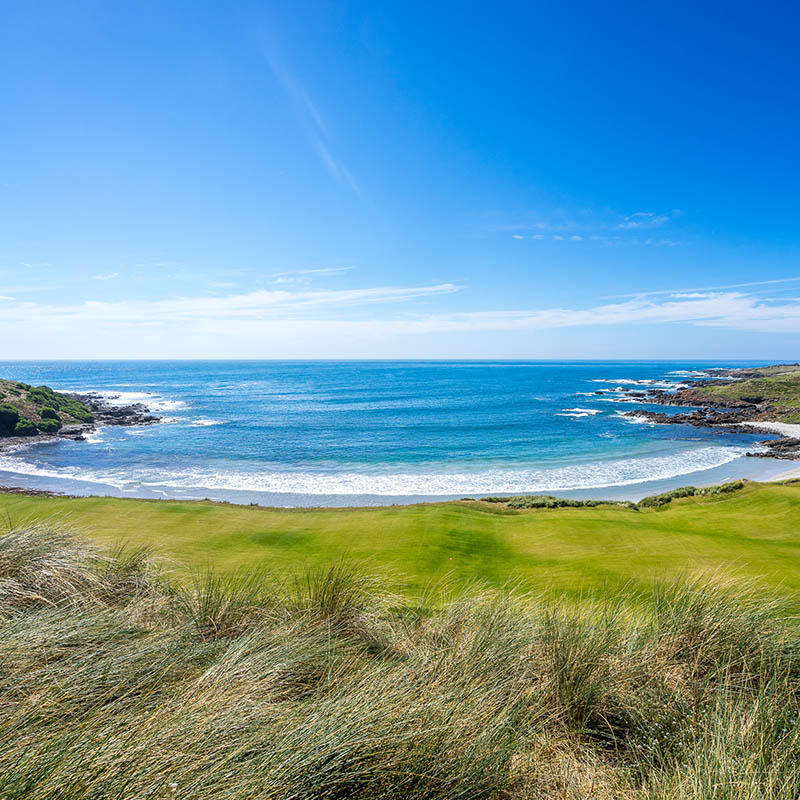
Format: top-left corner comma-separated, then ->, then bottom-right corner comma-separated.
0,379 -> 160,449
619,363 -> 800,459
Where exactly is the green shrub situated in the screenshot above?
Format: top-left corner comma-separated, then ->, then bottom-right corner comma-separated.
40,406 -> 59,420
36,418 -> 61,433
23,384 -> 94,422
0,403 -> 20,436
13,417 -> 37,436
481,494 -> 613,509
638,481 -> 746,509
638,486 -> 698,509
60,397 -> 94,422
700,480 -> 745,496
27,387 -> 52,406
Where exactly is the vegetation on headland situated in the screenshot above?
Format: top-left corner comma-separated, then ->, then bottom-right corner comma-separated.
2,479 -> 800,604
695,364 -> 800,422
623,363 -> 800,457
0,379 -> 94,436
1,521 -> 799,799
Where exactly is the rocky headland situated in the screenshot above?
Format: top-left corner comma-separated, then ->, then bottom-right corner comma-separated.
0,379 -> 160,451
620,364 -> 800,459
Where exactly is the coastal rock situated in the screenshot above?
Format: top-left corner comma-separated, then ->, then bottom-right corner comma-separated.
71,394 -> 161,427
643,387 -> 764,410
58,424 -> 88,440
748,437 -> 800,460
0,383 -> 162,454
619,363 -> 800,459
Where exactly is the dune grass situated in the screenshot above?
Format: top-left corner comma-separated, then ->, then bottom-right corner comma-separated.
0,522 -> 798,799
2,480 -> 800,605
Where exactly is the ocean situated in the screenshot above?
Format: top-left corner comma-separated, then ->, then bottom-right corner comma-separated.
0,360 -> 789,506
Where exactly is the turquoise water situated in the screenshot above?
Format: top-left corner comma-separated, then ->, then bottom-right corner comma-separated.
0,360 -> 787,505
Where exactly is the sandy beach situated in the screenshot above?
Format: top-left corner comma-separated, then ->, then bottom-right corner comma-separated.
739,421 -> 800,438
737,422 -> 800,480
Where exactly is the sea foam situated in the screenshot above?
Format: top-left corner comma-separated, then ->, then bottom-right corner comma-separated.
0,445 -> 752,496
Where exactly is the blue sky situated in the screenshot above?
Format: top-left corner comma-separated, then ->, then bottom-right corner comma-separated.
1,0 -> 799,358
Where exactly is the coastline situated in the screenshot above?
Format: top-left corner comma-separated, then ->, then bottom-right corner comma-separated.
0,449 -> 794,507
0,389 -> 162,454
754,420 -> 800,480
1,361 -> 798,508
620,364 -> 800,459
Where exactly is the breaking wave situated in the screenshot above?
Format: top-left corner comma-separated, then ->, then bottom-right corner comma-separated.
0,445 -> 751,496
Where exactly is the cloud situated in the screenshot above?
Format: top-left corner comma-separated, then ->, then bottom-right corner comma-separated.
511,234 -> 525,240
268,266 -> 353,278
266,266 -> 354,286
3,281 -> 800,354
385,292 -> 800,335
92,272 -> 119,280
616,211 -> 672,229
265,50 -> 361,197
609,276 -> 800,299
0,283 -> 461,327
496,209 -> 684,241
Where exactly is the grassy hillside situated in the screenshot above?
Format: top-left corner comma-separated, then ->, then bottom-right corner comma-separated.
1,523 -> 798,799
0,379 -> 93,436
696,364 -> 800,422
3,480 -> 800,605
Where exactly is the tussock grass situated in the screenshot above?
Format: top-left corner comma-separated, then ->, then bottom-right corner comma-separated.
0,524 -> 798,799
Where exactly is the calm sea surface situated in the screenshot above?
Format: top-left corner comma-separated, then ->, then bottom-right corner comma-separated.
0,360 -> 789,505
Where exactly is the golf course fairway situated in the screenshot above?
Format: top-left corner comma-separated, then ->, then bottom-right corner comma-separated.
2,480 -> 800,604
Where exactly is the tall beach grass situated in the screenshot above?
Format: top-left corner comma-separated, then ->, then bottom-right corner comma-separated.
0,522 -> 798,798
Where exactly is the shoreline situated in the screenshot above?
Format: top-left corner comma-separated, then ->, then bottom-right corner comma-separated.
0,450 -> 794,508
0,390 -> 162,454
1,466 -> 799,511
619,363 -> 800,459
1,362 -> 798,508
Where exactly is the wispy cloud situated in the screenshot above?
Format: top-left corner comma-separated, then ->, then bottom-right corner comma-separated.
0,282 -> 460,326
268,266 -> 353,278
92,272 -> 119,281
498,209 -> 684,244
616,211 -> 681,230
3,284 -> 800,344
265,266 -> 354,286
265,50 -> 361,197
609,276 -> 800,299
392,292 -> 800,335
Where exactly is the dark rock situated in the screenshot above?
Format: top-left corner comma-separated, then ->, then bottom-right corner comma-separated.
748,437 -> 800,459
619,370 -> 800,460
69,394 -> 162,428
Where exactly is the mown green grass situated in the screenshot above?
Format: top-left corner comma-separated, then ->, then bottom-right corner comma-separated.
3,480 -> 800,604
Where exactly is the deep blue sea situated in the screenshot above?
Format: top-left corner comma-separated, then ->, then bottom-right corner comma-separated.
0,361 -> 790,505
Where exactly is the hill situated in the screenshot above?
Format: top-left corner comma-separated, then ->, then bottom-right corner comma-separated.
0,379 -> 94,436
